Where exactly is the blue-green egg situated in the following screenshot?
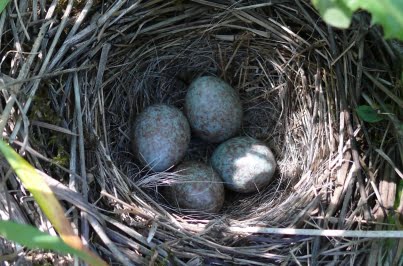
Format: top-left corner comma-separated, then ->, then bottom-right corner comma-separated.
132,104 -> 190,172
164,161 -> 224,213
211,137 -> 276,193
185,76 -> 242,143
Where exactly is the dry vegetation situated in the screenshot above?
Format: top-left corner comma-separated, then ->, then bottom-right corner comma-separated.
0,0 -> 402,265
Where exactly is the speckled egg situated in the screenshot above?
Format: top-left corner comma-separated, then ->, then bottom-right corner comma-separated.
211,137 -> 276,193
132,104 -> 190,172
164,161 -> 225,213
185,76 -> 242,143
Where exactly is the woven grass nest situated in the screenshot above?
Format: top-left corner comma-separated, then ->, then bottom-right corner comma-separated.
1,0 -> 402,265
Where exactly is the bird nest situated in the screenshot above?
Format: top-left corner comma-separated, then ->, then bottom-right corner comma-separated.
1,0 -> 402,265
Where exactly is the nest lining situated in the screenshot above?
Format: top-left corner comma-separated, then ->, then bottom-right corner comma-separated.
1,0 -> 402,265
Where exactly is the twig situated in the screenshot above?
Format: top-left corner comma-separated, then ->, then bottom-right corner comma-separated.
31,120 -> 78,136
86,215 -> 135,266
13,0 -> 30,41
69,115 -> 79,266
73,72 -> 89,245
0,65 -> 94,90
227,227 -> 403,238
375,149 -> 403,180
96,43 -> 111,154
363,70 -> 403,108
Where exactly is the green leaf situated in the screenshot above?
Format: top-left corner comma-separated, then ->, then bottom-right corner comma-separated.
361,0 -> 403,40
312,0 -> 353,28
0,220 -> 90,260
312,0 -> 403,40
356,105 -> 385,123
0,0 -> 10,14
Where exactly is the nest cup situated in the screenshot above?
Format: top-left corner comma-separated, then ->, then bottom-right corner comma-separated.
103,11 -> 305,222
2,0 -> 401,264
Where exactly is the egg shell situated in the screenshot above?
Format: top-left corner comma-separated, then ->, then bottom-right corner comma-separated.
211,137 -> 276,193
164,161 -> 225,213
132,104 -> 190,172
185,76 -> 242,143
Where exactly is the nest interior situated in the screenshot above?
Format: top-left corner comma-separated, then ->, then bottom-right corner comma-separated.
105,23 -> 303,220
1,0 -> 402,265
